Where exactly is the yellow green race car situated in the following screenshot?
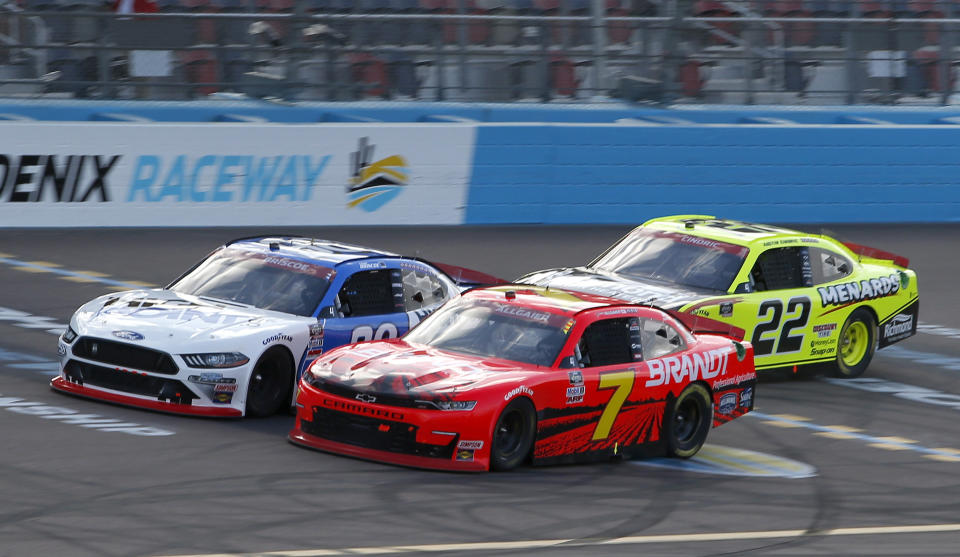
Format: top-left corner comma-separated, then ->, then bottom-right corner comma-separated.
520,215 -> 918,378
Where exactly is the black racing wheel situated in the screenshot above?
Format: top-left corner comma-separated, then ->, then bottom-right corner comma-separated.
490,397 -> 536,471
246,347 -> 293,417
665,384 -> 712,459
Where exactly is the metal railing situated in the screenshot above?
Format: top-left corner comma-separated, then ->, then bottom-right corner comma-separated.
0,1 -> 956,105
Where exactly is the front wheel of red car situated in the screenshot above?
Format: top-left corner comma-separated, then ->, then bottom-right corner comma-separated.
490,398 -> 536,472
665,384 -> 712,459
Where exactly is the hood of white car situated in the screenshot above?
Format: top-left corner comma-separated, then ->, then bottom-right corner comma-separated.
72,289 -> 312,347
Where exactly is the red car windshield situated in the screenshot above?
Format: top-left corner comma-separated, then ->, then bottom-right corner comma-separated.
405,297 -> 570,367
590,229 -> 748,292
170,248 -> 333,316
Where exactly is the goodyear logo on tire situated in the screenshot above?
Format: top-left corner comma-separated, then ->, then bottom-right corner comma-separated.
347,137 -> 408,212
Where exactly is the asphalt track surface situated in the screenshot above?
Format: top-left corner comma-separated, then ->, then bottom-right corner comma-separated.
1,224 -> 959,557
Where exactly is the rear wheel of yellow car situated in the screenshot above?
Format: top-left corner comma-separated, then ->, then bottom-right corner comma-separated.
665,384 -> 712,459
831,308 -> 877,379
490,398 -> 536,471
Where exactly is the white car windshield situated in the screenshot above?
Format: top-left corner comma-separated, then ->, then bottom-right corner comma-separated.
405,297 -> 570,367
170,248 -> 334,316
590,229 -> 748,292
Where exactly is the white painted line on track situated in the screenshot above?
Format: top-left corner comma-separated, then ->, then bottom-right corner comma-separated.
749,412 -> 960,459
154,522 -> 960,556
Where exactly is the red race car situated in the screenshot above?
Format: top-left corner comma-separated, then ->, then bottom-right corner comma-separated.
289,286 -> 756,472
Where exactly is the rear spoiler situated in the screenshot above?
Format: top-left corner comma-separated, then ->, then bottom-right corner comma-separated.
431,262 -> 508,289
842,242 -> 910,268
667,310 -> 745,340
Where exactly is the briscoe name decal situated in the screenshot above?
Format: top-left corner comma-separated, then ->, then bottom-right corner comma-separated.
0,154 -> 118,202
818,274 -> 900,307
646,348 -> 730,387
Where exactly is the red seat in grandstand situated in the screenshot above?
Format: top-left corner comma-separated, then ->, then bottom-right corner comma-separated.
908,0 -> 944,45
858,0 -> 893,16
349,52 -> 390,98
607,6 -> 633,44
767,0 -> 814,46
179,50 -> 219,97
550,56 -> 578,98
913,48 -> 953,92
677,58 -> 705,98
693,0 -> 738,46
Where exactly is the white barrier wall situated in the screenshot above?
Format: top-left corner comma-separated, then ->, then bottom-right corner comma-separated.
0,123 -> 476,227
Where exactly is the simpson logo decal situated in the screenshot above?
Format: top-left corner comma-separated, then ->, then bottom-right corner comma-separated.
817,273 -> 900,306
504,385 -> 534,401
457,440 -> 484,450
347,137 -> 407,212
646,348 -> 730,387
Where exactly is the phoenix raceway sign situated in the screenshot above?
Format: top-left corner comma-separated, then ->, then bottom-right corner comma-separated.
0,123 -> 476,226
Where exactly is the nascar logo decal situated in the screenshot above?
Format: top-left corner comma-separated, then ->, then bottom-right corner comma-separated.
347,137 -> 408,212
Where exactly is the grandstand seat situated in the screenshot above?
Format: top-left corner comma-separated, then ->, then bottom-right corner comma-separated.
910,48 -> 953,93
488,4 -> 520,46
550,55 -> 577,98
693,0 -> 739,46
349,52 -> 389,98
607,6 -> 633,44
809,0 -> 844,46
178,49 -> 219,96
767,0 -> 814,46
386,55 -> 418,97
908,0 -> 944,46
676,57 -> 705,97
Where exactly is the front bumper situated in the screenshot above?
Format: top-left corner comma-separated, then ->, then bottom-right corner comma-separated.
289,381 -> 490,472
51,376 -> 242,417
54,339 -> 247,417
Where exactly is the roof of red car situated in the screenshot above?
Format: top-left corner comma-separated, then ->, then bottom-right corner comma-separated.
468,285 -> 632,315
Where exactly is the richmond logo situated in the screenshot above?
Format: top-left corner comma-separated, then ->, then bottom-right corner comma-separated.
347,137 -> 408,212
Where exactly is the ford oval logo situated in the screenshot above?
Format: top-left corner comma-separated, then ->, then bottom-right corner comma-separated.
113,330 -> 144,341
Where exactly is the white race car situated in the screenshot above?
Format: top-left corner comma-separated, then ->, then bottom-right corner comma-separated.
52,236 -> 500,417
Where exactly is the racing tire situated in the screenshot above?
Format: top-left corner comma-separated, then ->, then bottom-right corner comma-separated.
246,347 -> 293,417
830,308 -> 877,379
665,384 -> 712,459
490,398 -> 536,472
